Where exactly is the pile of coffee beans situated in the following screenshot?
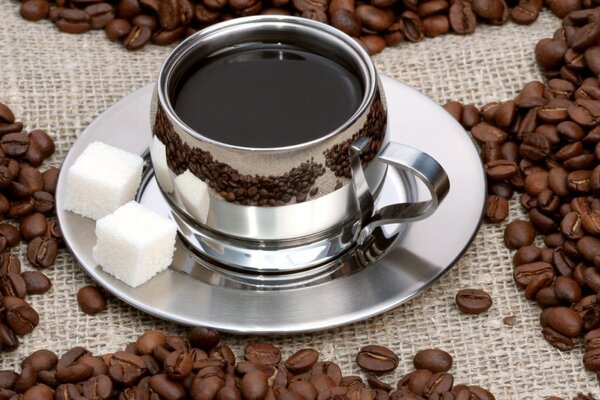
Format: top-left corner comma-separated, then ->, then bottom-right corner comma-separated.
15,0 -> 590,55
0,101 -> 61,353
0,326 -> 496,399
443,7 -> 600,384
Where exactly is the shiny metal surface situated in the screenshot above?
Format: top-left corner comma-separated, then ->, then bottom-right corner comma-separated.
356,142 -> 450,246
150,16 -> 389,250
150,17 -> 448,272
56,76 -> 485,334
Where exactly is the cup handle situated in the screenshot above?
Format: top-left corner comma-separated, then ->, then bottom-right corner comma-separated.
349,138 -> 450,247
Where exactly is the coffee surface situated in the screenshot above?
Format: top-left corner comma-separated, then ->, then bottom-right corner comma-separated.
174,45 -> 362,148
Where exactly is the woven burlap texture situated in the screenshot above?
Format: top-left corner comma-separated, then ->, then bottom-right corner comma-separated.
0,3 -> 595,398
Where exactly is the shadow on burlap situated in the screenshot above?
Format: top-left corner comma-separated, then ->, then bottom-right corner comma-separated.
0,2 -> 596,397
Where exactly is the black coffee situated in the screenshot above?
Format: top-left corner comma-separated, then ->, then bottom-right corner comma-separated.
174,44 -> 363,148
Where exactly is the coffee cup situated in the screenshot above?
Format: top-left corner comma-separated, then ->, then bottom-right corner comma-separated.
150,15 -> 449,272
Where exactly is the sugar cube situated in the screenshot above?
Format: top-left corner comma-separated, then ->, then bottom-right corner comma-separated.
64,141 -> 143,220
93,201 -> 177,288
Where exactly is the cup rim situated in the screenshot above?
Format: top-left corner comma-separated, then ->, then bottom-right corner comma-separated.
156,15 -> 378,153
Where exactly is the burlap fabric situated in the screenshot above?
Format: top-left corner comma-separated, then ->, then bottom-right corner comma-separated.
0,2 -> 595,397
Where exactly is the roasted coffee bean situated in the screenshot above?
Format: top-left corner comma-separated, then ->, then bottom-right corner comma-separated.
543,325 -> 576,352
514,245 -> 542,266
20,0 -> 51,21
396,370 -> 430,396
448,0 -> 476,34
132,13 -> 159,31
512,0 -> 542,24
105,18 -> 132,40
359,35 -> 386,55
536,286 -> 563,308
583,267 -> 600,292
240,370 -> 269,400
21,349 -> 56,374
356,5 -> 393,31
165,350 -> 192,381
554,276 -> 582,303
19,212 -> 47,242
516,81 -> 547,108
583,348 -> 600,374
0,104 -> 15,125
561,212 -> 585,239
27,130 -> 54,158
148,373 -> 185,399
6,302 -> 38,335
525,272 -> 553,299
136,331 -> 167,355
461,105 -> 480,129
529,208 -> 556,233
244,343 -> 281,366
41,167 -> 59,194
0,273 -> 26,298
585,328 -> 600,350
0,123 -> 24,137
153,27 -> 186,45
367,375 -> 392,392
285,348 -> 319,374
1,133 -> 29,158
124,24 -> 151,50
77,286 -> 107,315
504,220 -> 536,249
553,248 -> 576,277
488,181 -> 513,199
486,159 -> 518,180
32,191 -> 54,214
422,372 -> 453,396
188,327 -> 220,350
331,9 -> 361,37
27,237 -> 58,268
0,323 -> 18,351
485,195 -> 509,222
577,236 -> 600,263
412,349 -> 452,373
514,262 -> 554,287
455,288 -> 492,314
108,351 -> 147,385
0,371 -> 18,390
471,123 -> 507,143
501,141 -> 520,163
356,345 -> 398,373
14,365 -> 38,393
84,2 -> 114,29
481,142 -> 502,163
80,374 -> 112,399
548,306 -> 584,337
442,102 -> 463,122
397,11 -> 423,42
0,254 -> 20,276
52,7 -> 92,33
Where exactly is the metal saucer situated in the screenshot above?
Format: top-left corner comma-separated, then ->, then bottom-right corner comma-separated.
55,76 -> 485,334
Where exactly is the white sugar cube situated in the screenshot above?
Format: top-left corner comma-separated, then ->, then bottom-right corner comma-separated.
93,201 -> 177,288
64,141 -> 143,220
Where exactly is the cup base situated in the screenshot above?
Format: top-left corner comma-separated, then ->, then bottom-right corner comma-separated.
138,159 -> 414,275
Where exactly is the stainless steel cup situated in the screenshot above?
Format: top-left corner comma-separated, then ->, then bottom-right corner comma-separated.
150,15 -> 449,273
